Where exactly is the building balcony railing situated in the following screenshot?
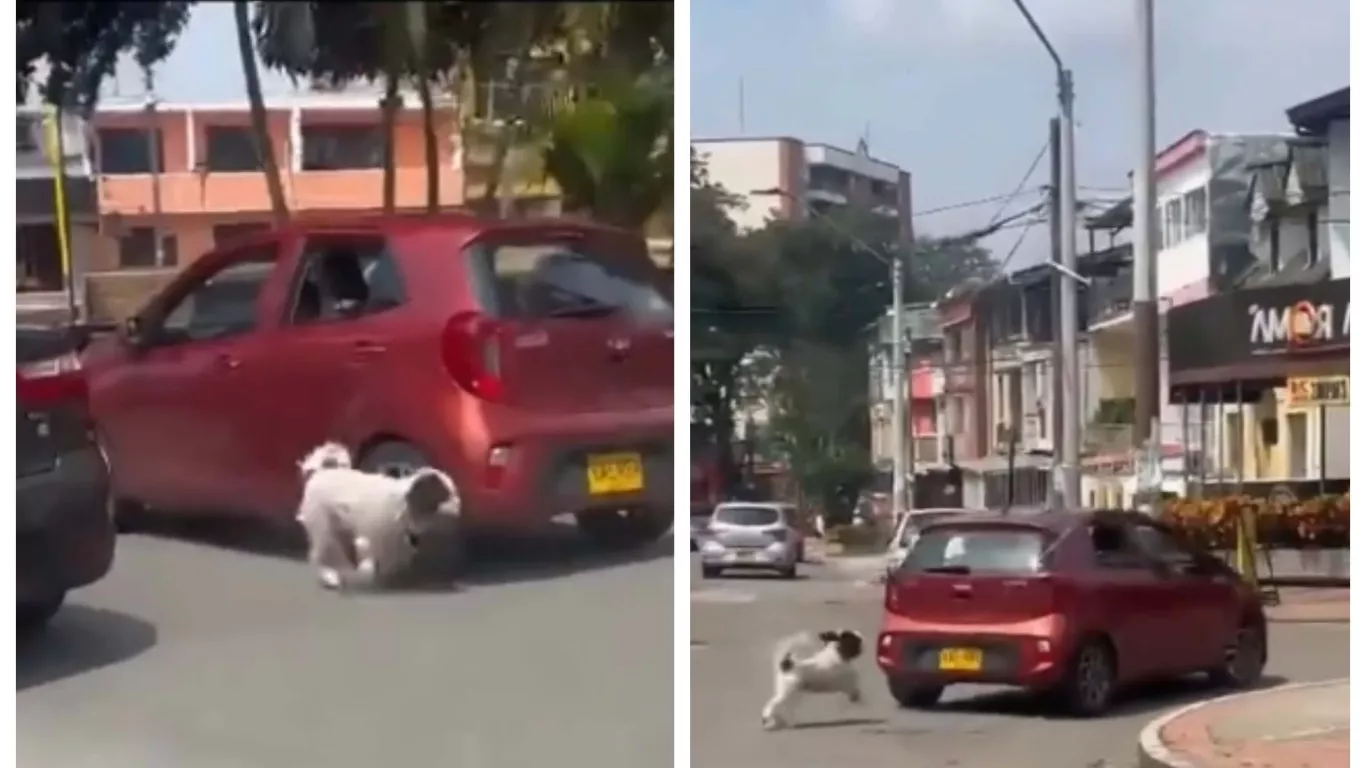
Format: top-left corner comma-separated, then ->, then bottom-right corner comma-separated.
97,166 -> 467,217
1085,269 -> 1134,329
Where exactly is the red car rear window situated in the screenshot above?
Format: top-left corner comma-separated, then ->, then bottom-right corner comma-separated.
468,239 -> 670,321
904,526 -> 1052,575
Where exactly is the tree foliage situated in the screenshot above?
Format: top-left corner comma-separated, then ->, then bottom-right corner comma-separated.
689,160 -> 999,511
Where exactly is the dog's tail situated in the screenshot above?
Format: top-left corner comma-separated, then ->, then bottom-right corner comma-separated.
299,442 -> 352,477
404,468 -> 460,518
772,632 -> 820,674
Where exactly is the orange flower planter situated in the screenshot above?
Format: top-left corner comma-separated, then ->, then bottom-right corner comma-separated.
1159,493 -> 1349,550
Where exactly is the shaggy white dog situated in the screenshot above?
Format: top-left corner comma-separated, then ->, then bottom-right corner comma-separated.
761,629 -> 866,730
296,442 -> 462,591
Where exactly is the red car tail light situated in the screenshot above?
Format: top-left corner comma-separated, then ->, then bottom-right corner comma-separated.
442,312 -> 505,401
18,352 -> 87,409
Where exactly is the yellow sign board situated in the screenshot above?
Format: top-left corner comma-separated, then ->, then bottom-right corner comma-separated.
1286,376 -> 1350,407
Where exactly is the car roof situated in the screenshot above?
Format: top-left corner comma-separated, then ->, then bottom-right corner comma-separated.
916,507 -> 1125,533
714,501 -> 793,510
222,212 -> 635,247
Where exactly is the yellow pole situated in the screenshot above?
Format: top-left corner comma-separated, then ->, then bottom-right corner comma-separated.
1234,503 -> 1259,586
43,104 -> 76,320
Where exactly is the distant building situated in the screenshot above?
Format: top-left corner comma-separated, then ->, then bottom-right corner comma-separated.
692,136 -> 913,246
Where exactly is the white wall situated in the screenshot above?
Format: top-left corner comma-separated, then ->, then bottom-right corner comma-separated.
693,140 -> 786,232
1327,118 -> 1350,278
1153,156 -> 1212,302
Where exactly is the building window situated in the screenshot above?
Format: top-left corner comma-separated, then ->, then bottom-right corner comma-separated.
1182,186 -> 1207,237
205,126 -> 262,172
118,227 -> 179,268
301,125 -> 383,170
1161,198 -> 1183,248
17,224 -> 64,292
98,127 -> 164,174
17,115 -> 39,153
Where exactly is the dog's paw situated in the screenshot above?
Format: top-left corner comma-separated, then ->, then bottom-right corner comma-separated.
318,568 -> 343,590
761,716 -> 786,731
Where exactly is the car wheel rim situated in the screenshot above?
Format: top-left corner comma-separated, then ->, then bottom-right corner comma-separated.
1076,646 -> 1111,707
377,460 -> 418,478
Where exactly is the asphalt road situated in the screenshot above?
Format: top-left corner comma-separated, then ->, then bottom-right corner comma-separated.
18,524 -> 674,768
690,555 -> 1349,768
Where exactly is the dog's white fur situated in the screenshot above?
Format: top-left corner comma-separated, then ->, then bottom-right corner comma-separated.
296,442 -> 462,591
761,630 -> 866,730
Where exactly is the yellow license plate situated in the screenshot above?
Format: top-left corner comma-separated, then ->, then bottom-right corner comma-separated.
586,452 -> 644,495
938,647 -> 983,672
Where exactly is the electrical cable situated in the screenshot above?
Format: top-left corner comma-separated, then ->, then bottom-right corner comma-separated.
985,140 -> 1050,228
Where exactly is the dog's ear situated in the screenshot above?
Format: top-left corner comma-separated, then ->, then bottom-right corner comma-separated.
405,471 -> 454,518
817,630 -> 840,644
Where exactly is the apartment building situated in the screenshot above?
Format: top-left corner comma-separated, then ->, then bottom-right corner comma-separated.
692,136 -> 913,244
867,304 -> 945,472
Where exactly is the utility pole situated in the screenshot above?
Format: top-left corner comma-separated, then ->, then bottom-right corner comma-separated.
1012,0 -> 1081,507
143,71 -> 167,268
1058,69 -> 1081,508
1047,117 -> 1063,506
1132,0 -> 1161,447
890,253 -> 908,519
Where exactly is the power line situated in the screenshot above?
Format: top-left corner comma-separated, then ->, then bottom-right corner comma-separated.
986,140 -> 1050,227
913,188 -> 1044,218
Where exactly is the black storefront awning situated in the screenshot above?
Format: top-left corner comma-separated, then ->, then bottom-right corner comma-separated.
1167,278 -> 1349,397
16,177 -> 96,219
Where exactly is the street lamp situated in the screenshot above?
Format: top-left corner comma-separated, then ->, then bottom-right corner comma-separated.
751,187 -> 911,520
1010,0 -> 1082,507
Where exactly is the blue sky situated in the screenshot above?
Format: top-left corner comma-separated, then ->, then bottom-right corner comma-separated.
691,0 -> 1350,266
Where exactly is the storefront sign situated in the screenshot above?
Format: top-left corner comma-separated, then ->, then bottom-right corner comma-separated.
1247,295 -> 1350,355
1286,376 -> 1350,407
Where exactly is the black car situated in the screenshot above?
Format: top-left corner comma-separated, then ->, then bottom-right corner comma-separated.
17,324 -> 116,632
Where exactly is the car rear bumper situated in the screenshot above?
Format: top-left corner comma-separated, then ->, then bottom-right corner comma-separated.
17,446 -> 116,604
875,630 -> 1065,690
699,546 -> 799,569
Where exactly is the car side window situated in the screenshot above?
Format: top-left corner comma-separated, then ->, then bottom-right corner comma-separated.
287,236 -> 407,325
157,248 -> 278,344
1128,523 -> 1198,568
1088,519 -> 1150,570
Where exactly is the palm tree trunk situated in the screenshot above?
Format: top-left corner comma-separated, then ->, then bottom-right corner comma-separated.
233,0 -> 288,224
380,73 -> 400,214
418,82 -> 439,212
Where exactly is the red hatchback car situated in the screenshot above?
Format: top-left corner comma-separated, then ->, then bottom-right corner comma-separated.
876,509 -> 1267,716
84,215 -> 673,553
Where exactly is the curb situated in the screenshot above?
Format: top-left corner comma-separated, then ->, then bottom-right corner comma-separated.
1135,677 -> 1349,768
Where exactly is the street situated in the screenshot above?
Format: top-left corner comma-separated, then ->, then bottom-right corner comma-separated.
691,555 -> 1349,768
18,524 -> 673,768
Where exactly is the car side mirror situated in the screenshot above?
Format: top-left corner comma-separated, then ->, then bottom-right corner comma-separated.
121,315 -> 151,352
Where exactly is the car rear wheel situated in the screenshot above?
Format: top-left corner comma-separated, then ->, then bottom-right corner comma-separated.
358,440 -> 467,577
576,507 -> 670,550
18,592 -> 65,634
1207,622 -> 1267,688
887,678 -> 943,709
1055,637 -> 1118,717
777,564 -> 798,580
700,565 -> 722,579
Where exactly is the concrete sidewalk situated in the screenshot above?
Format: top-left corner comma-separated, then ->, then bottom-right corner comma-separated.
1137,679 -> 1348,768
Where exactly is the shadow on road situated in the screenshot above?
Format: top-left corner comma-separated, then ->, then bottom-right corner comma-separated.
18,605 -> 158,692
129,515 -> 671,588
789,716 -> 888,730
937,674 -> 1289,720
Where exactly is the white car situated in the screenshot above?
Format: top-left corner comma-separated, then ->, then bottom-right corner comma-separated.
883,508 -> 976,575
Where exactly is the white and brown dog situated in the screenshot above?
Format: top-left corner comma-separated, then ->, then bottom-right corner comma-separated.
761,629 -> 866,730
296,442 -> 461,591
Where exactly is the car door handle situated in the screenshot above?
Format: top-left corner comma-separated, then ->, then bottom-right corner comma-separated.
350,341 -> 387,355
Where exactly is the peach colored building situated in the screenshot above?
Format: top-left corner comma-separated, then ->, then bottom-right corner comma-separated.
89,92 -> 467,272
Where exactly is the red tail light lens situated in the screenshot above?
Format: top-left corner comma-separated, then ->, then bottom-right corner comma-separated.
441,312 -> 505,401
18,352 -> 87,409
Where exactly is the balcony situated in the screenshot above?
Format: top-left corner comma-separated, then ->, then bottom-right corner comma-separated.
97,166 -> 467,217
1086,268 -> 1134,330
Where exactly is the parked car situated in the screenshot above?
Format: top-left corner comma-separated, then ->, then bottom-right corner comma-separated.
18,325 -> 116,632
883,508 -> 976,575
876,508 -> 1267,717
83,215 -> 674,556
698,502 -> 804,579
